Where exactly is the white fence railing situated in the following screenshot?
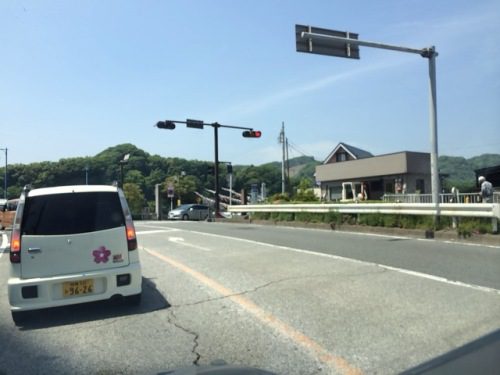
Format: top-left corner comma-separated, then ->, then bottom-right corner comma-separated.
382,192 -> 500,204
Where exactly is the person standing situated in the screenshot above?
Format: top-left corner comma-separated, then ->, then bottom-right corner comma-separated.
478,176 -> 493,203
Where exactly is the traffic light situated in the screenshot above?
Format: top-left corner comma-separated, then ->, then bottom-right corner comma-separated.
227,164 -> 233,174
186,119 -> 204,129
242,130 -> 262,138
156,121 -> 176,130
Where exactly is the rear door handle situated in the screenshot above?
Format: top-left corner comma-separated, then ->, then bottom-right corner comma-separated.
27,247 -> 42,253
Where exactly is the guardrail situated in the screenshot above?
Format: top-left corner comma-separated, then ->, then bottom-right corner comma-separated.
228,202 -> 500,231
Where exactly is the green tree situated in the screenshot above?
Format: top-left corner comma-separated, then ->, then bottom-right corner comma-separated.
294,177 -> 318,202
7,185 -> 23,199
163,175 -> 199,204
123,183 -> 145,216
125,170 -> 146,191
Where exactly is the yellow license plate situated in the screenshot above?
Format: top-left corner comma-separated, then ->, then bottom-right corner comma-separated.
63,279 -> 94,297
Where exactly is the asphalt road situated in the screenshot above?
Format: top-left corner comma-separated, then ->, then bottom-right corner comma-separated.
1,222 -> 499,374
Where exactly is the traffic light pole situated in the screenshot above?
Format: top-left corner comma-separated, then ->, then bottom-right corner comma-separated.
213,123 -> 221,217
156,119 -> 261,218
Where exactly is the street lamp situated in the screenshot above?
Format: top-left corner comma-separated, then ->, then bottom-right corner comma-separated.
0,148 -> 7,199
119,153 -> 130,188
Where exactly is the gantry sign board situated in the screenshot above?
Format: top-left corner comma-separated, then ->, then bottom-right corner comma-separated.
295,24 -> 360,59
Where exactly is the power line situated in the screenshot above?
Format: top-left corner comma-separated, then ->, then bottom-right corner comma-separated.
288,140 -> 312,158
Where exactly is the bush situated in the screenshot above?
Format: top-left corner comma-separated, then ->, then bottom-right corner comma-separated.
457,218 -> 493,235
270,193 -> 290,203
294,212 -> 319,223
252,212 -> 270,220
252,210 -> 493,235
277,212 -> 294,221
457,222 -> 474,238
323,211 -> 341,224
359,213 -> 383,227
382,214 -> 400,228
294,190 -> 318,202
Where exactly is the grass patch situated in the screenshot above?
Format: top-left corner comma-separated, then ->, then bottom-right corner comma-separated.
251,211 -> 494,235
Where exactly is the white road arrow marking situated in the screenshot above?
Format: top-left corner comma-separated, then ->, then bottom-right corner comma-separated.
168,236 -> 211,252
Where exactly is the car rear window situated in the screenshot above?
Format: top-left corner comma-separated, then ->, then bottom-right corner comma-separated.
22,192 -> 125,235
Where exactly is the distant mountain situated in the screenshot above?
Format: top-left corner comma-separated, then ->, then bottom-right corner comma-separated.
261,156 -> 320,179
2,143 -> 497,199
438,153 -> 500,191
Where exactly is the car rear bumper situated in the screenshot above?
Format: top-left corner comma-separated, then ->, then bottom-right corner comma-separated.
8,261 -> 142,312
168,213 -> 183,220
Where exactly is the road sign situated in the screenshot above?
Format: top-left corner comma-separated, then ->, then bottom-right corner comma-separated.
295,24 -> 360,59
167,185 -> 174,198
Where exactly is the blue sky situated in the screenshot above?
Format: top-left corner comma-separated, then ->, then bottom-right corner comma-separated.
1,0 -> 499,166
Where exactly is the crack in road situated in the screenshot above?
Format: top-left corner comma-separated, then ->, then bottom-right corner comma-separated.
172,268 -> 386,309
155,267 -> 389,366
167,309 -> 201,366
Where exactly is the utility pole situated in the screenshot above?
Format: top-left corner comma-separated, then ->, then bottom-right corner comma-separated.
286,137 -> 290,195
0,148 -> 7,199
280,122 -> 286,194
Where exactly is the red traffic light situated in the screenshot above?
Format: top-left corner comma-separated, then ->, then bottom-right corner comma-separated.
156,121 -> 176,130
242,130 -> 262,138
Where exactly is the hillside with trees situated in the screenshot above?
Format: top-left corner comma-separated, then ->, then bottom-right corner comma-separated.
439,153 -> 500,191
0,144 -> 319,214
0,144 -> 498,214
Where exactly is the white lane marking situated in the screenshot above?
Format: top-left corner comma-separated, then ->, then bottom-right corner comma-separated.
173,228 -> 500,295
270,224 -> 500,249
168,236 -> 212,252
136,224 -> 181,231
169,237 -> 184,243
136,230 -> 174,235
439,239 -> 500,249
0,233 -> 8,259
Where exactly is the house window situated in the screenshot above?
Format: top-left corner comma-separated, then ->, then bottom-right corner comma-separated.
385,182 -> 394,194
329,185 -> 342,201
416,179 -> 425,194
336,152 -> 347,162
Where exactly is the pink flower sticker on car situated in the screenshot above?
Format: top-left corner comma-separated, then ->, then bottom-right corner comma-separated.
92,246 -> 111,264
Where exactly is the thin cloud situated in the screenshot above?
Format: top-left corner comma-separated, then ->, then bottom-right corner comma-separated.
216,58 -> 407,119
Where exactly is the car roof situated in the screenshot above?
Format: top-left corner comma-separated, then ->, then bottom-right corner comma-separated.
27,185 -> 119,197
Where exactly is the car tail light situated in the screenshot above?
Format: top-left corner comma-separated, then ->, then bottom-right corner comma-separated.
10,191 -> 26,264
126,220 -> 137,251
10,230 -> 21,263
118,188 -> 138,251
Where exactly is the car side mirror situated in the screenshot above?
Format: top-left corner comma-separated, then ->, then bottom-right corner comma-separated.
189,208 -> 194,211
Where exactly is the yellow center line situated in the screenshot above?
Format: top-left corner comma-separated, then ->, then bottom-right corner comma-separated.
143,246 -> 363,375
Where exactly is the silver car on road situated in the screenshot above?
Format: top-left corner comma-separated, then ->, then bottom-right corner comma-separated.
168,204 -> 210,221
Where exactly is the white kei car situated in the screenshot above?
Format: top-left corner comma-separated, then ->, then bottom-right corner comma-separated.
8,185 -> 142,325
